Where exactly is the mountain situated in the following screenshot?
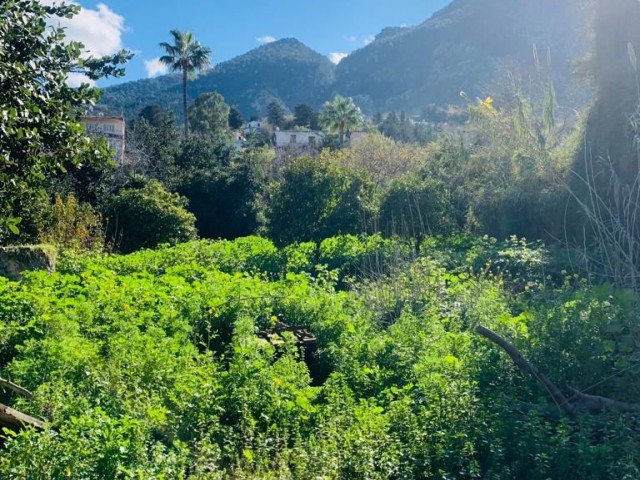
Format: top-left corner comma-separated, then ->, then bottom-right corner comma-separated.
333,0 -> 591,114
98,38 -> 335,119
98,0 -> 591,120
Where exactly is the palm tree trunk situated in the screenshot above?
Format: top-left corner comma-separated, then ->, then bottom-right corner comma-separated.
182,68 -> 189,139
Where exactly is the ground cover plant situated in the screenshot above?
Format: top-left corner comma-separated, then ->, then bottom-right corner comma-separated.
1,235 -> 639,479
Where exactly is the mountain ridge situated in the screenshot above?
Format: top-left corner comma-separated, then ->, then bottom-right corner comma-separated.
98,0 -> 592,119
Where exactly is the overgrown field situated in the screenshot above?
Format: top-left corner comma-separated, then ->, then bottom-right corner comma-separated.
1,235 -> 639,479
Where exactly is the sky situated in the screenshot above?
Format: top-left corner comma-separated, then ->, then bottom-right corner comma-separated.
49,0 -> 452,86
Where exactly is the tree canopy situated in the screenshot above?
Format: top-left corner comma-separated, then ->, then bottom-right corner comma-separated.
188,92 -> 231,139
0,0 -> 131,238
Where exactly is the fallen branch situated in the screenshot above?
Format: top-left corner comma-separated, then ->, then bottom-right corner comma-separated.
0,402 -> 43,431
568,387 -> 637,413
0,378 -> 33,399
476,325 -> 637,415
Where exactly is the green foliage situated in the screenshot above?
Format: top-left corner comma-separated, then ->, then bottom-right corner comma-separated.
378,175 -> 455,238
105,181 -> 197,253
268,156 -> 373,245
266,101 -> 287,128
39,194 -> 104,252
189,92 -> 231,139
294,104 -> 319,130
320,95 -> 363,147
174,136 -> 269,239
0,0 -> 130,238
125,106 -> 181,184
228,106 -> 244,129
377,111 -> 435,145
0,235 -> 639,477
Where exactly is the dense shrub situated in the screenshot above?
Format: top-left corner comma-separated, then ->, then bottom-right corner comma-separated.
378,175 -> 456,238
105,181 -> 197,253
2,236 -> 639,478
268,157 -> 373,245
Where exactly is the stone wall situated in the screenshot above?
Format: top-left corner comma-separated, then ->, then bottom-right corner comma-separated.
0,246 -> 56,281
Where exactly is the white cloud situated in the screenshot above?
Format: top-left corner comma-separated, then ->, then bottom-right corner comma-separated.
42,1 -> 126,85
329,52 -> 348,65
144,58 -> 168,78
349,36 -> 357,42
257,36 -> 276,44
66,72 -> 95,87
46,2 -> 125,57
363,35 -> 375,46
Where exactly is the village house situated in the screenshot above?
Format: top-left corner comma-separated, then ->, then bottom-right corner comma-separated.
243,120 -> 263,136
274,130 -> 323,149
81,115 -> 126,163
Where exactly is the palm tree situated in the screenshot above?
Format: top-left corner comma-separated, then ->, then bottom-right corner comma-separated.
159,30 -> 212,139
320,95 -> 363,147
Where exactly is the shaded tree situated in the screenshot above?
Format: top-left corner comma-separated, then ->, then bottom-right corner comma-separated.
174,136 -> 268,239
268,155 -> 372,244
294,104 -> 318,129
125,107 -> 180,184
106,180 -> 197,253
266,101 -> 287,128
228,106 -> 244,130
159,30 -> 212,139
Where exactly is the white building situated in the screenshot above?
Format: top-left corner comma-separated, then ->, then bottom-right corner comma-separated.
348,131 -> 369,145
274,130 -> 323,149
244,120 -> 263,136
81,116 -> 125,163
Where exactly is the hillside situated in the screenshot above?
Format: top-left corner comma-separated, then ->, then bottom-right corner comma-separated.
334,0 -> 591,113
98,0 -> 591,119
98,38 -> 335,119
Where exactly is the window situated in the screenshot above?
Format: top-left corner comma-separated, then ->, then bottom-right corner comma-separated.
290,135 -> 297,145
309,136 -> 316,147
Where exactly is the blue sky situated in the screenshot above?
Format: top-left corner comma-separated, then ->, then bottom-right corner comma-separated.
57,0 -> 451,86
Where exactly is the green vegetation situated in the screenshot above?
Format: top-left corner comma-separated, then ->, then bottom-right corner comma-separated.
0,0 -> 130,238
105,181 -> 197,253
1,235 -> 639,478
320,96 -> 364,147
3,0 -> 640,477
159,29 -> 212,139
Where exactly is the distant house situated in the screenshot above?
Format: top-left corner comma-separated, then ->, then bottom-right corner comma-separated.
274,130 -> 323,149
244,120 -> 263,136
81,116 -> 125,163
348,131 -> 369,145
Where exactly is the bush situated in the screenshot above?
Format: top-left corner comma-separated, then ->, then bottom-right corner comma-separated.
40,194 -> 104,252
268,156 -> 373,245
378,176 -> 455,238
105,181 -> 197,253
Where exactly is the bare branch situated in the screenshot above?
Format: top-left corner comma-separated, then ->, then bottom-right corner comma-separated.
0,378 -> 32,399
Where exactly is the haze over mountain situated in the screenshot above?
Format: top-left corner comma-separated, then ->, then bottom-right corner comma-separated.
98,0 -> 591,119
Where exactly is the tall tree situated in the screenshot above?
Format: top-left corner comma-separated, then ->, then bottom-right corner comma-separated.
188,92 -> 230,139
320,96 -> 363,147
266,101 -> 287,128
159,30 -> 212,139
228,106 -> 244,130
0,0 -> 131,238
294,104 -> 318,129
